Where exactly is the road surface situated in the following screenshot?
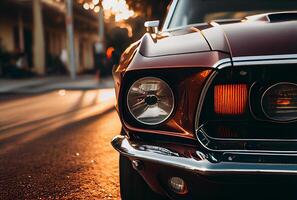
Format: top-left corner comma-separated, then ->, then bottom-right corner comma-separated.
0,89 -> 121,200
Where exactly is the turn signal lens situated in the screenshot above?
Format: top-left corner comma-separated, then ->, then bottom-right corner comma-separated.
214,84 -> 248,115
262,83 -> 297,122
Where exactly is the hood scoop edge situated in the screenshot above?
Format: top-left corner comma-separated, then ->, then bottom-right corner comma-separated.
246,11 -> 297,23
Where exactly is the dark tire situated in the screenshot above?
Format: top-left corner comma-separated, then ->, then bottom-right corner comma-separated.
119,155 -> 166,200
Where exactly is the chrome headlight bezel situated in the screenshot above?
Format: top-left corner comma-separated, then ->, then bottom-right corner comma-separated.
126,77 -> 175,126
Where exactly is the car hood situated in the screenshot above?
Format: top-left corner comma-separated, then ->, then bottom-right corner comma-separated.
202,12 -> 297,58
139,29 -> 211,57
139,12 -> 297,61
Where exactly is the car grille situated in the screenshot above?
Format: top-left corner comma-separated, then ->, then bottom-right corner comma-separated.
196,63 -> 297,152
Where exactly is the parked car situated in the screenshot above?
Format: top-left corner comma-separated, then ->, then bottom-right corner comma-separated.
111,0 -> 297,199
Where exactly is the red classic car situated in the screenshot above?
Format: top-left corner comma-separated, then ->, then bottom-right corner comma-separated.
111,0 -> 297,199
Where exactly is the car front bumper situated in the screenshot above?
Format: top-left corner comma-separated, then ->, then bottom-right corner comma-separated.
112,135 -> 297,176
111,135 -> 297,199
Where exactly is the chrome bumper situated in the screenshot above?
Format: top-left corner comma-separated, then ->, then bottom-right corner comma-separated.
111,135 -> 297,176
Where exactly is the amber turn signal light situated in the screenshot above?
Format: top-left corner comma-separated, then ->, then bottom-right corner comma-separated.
214,84 -> 248,115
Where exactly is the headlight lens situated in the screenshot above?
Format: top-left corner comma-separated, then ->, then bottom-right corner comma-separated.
127,77 -> 174,125
262,83 -> 297,122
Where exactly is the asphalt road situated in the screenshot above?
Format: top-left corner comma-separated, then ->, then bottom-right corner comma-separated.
0,89 -> 121,200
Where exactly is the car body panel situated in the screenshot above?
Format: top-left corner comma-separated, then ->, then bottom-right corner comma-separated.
112,33 -> 230,140
118,68 -> 216,140
203,19 -> 297,57
139,31 -> 210,58
112,7 -> 297,200
127,51 -> 229,71
201,26 -> 231,53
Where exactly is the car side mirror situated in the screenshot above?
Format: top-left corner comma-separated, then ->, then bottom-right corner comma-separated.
144,20 -> 160,34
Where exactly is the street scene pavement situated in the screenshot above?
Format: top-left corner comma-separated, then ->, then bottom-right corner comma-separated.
0,88 -> 121,200
0,76 -> 114,94
0,0 -> 171,199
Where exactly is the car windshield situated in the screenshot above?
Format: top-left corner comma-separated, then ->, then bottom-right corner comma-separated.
168,0 -> 297,28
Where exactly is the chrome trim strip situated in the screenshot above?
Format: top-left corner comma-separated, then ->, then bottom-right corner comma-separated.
234,59 -> 297,66
194,58 -> 232,134
194,71 -> 218,130
217,62 -> 233,69
112,135 -> 297,175
213,54 -> 297,69
233,54 -> 297,62
248,81 -> 261,122
213,58 -> 232,69
224,152 -> 297,157
214,54 -> 297,69
198,125 -> 297,142
197,129 -> 297,154
195,53 -> 297,129
233,54 -> 297,66
162,0 -> 178,31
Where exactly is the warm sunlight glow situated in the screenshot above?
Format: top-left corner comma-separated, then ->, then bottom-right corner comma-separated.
92,0 -> 99,5
99,89 -> 116,101
89,3 -> 95,9
102,0 -> 135,21
94,5 -> 100,13
118,23 -> 133,37
58,89 -> 66,96
80,0 -> 135,21
83,2 -> 90,10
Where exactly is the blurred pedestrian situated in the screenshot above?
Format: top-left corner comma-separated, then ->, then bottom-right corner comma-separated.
60,49 -> 68,67
16,53 -> 29,71
95,42 -> 106,82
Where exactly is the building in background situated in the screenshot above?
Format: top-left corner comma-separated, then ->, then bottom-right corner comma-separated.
0,0 -> 99,76
0,0 -> 171,78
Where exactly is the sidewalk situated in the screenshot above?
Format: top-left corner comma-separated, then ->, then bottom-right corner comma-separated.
0,75 -> 114,93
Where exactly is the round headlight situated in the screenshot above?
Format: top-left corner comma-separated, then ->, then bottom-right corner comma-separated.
127,77 -> 174,125
261,82 -> 297,122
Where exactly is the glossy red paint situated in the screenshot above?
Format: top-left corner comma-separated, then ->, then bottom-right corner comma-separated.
121,69 -> 213,140
127,51 -> 228,71
112,8 -> 297,200
112,29 -> 230,139
203,15 -> 297,57
139,32 -> 210,57
113,41 -> 140,106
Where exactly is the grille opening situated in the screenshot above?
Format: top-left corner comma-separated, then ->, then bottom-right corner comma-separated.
198,64 -> 297,141
201,121 -> 297,140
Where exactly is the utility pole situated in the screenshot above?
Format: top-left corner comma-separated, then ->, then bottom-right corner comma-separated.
18,11 -> 25,53
95,1 -> 105,55
33,0 -> 45,75
66,0 -> 76,80
94,3 -> 105,82
97,3 -> 105,53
